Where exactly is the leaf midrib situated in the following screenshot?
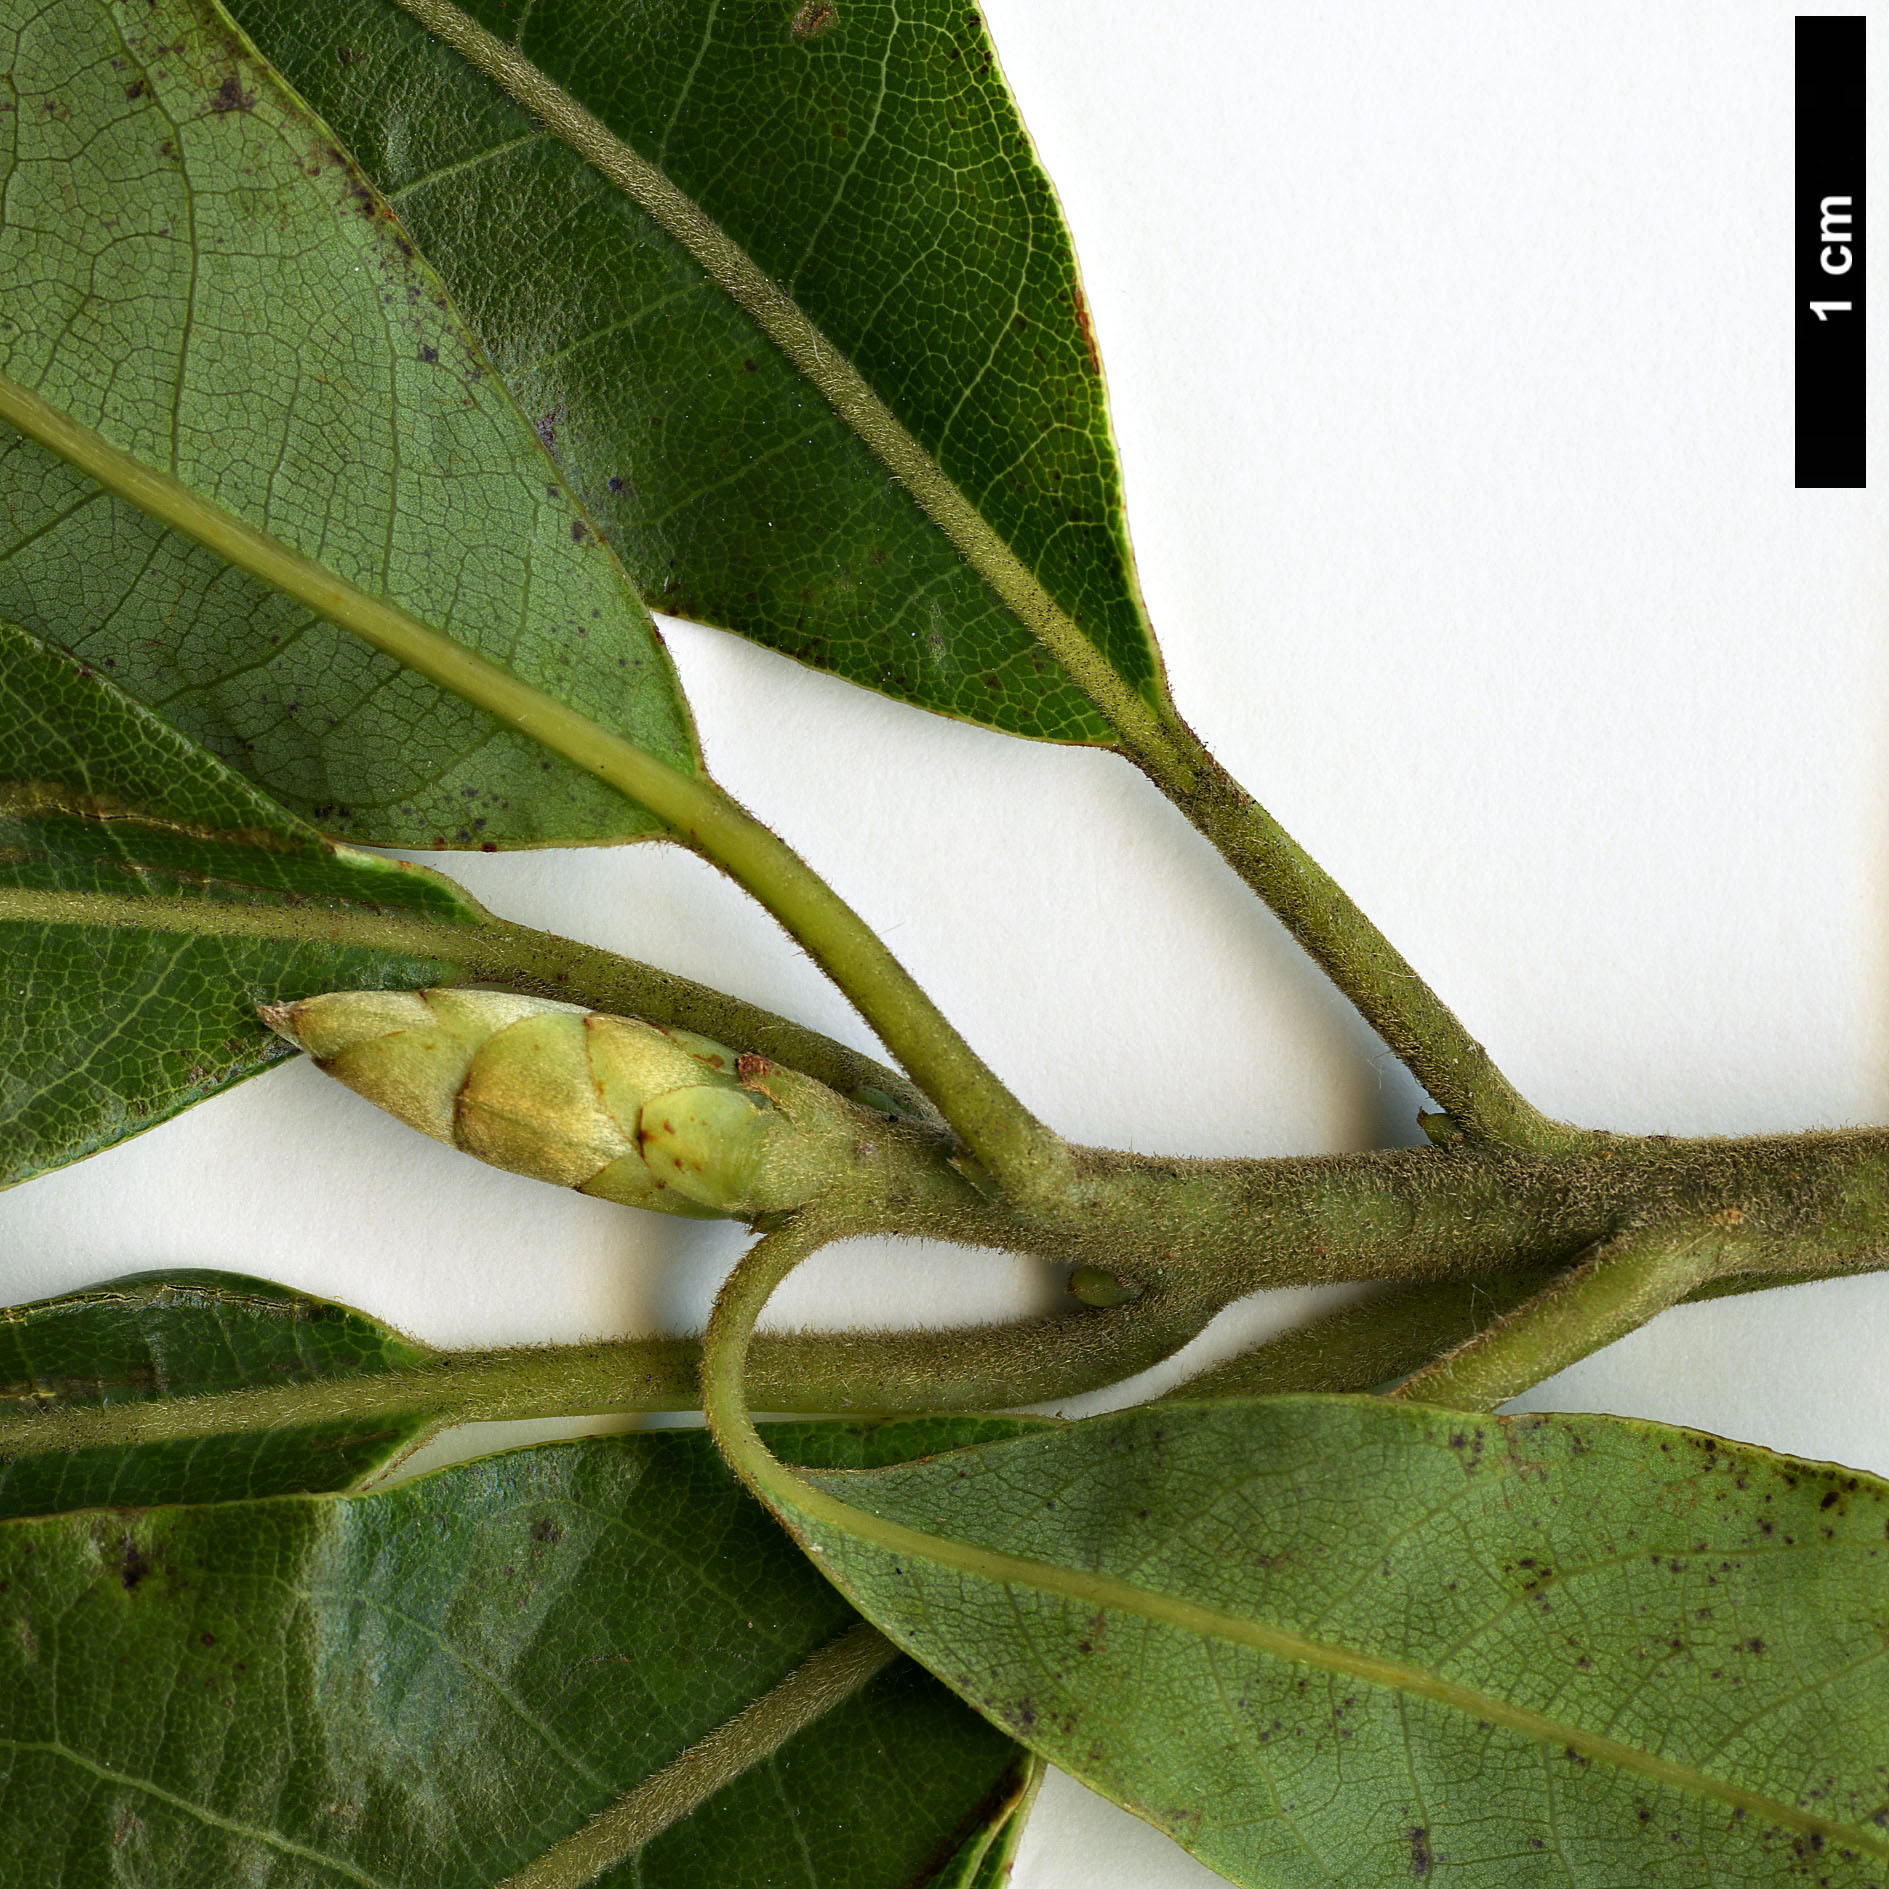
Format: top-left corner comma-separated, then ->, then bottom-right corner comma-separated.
383,0 -> 1176,763
0,1737 -> 391,1888
0,885 -> 477,949
0,779 -> 307,852
792,1469 -> 1889,1859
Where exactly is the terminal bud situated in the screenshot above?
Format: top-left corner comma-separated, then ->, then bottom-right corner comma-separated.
262,989 -> 854,1219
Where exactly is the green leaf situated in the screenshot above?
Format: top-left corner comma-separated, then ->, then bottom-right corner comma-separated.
0,592 -> 943,1166
933,1752 -> 1044,1889
0,1269 -> 435,1515
0,0 -> 697,848
0,616 -> 488,1182
0,1422 -> 1026,1887
767,1397 -> 1889,1887
223,0 -> 1164,743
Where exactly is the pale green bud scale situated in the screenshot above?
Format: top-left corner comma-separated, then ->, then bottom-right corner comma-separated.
639,1085 -> 780,1214
261,989 -> 846,1219
453,1007 -> 622,1187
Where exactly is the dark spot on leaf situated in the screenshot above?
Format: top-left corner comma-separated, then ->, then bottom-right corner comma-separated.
124,80 -> 146,100
1822,1490 -> 1841,1510
120,1539 -> 152,1592
337,43 -> 363,65
530,1517 -> 564,1545
199,1631 -> 215,1647
1408,1826 -> 1431,1877
418,345 -> 438,364
210,73 -> 255,114
607,475 -> 625,492
571,520 -> 587,543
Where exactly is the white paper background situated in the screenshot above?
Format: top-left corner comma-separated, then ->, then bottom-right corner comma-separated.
4,4 -> 1883,1882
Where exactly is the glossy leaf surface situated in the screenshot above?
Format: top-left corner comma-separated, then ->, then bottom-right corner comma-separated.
0,0 -> 697,848
0,1421 -> 1026,1887
0,617 -> 484,1183
0,1270 -> 434,1515
778,1396 -> 1889,1887
228,0 -> 1162,741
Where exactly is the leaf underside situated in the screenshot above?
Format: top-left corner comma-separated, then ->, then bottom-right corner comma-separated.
781,1396 -> 1889,1888
228,0 -> 1161,742
0,1420 -> 1028,1888
0,616 -> 486,1182
0,1269 -> 436,1514
0,0 -> 697,848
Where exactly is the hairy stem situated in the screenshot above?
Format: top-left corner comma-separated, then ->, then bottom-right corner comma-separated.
1389,1219 -> 1737,1411
0,369 -> 1051,1184
1004,1129 -> 1889,1295
455,911 -> 944,1125
1098,699 -> 1578,1152
385,0 -> 1183,774
0,876 -> 944,1129
492,1620 -> 898,1889
1150,1253 -> 1864,1407
4,1236 -> 1842,1474
702,1215 -> 863,1512
1154,1273 -> 1559,1403
0,1290 -> 1217,1470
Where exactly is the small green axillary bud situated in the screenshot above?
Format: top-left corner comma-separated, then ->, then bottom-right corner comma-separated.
261,989 -> 852,1219
1068,1265 -> 1144,1308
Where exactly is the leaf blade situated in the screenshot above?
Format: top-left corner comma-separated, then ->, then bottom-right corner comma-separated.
227,0 -> 1165,742
0,615 -> 490,1181
0,1423 -> 1027,1887
0,0 -> 697,847
0,1270 -> 437,1514
773,1398 -> 1889,1886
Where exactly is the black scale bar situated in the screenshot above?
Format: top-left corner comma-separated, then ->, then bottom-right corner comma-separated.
1797,17 -> 1866,488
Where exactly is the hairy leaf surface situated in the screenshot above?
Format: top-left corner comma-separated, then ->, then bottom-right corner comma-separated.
0,0 -> 697,847
773,1396 -> 1889,1887
227,0 -> 1163,741
0,617 -> 485,1182
0,1422 -> 1025,1887
0,1270 -> 435,1515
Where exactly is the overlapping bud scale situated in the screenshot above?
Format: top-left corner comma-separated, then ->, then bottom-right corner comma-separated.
261,989 -> 815,1218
